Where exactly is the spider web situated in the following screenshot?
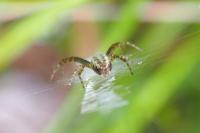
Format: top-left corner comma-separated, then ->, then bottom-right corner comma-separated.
50,50 -> 145,114
80,53 -> 145,114
11,29 -> 200,114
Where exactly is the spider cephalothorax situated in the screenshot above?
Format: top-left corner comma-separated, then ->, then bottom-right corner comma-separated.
51,42 -> 142,89
91,54 -> 112,77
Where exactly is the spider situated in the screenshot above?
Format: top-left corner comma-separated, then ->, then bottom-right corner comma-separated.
50,42 -> 142,89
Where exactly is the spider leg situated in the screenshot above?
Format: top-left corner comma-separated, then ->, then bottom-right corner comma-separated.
111,55 -> 133,75
75,65 -> 86,89
50,56 -> 92,81
106,42 -> 143,58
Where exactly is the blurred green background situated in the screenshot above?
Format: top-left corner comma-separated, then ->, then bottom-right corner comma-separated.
0,0 -> 200,133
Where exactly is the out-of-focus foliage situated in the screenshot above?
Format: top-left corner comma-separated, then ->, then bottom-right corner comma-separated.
0,0 -> 89,71
0,0 -> 200,133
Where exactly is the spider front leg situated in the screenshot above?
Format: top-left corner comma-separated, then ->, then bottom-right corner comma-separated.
111,55 -> 133,75
50,56 -> 91,81
75,65 -> 86,89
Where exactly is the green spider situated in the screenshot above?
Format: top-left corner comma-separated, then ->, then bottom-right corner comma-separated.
50,42 -> 142,89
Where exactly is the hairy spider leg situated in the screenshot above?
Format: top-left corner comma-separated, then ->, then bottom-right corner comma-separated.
106,42 -> 143,58
75,65 -> 86,89
111,55 -> 133,75
50,56 -> 92,82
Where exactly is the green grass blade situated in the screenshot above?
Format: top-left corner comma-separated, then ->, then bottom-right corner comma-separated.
108,34 -> 200,133
100,0 -> 150,52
